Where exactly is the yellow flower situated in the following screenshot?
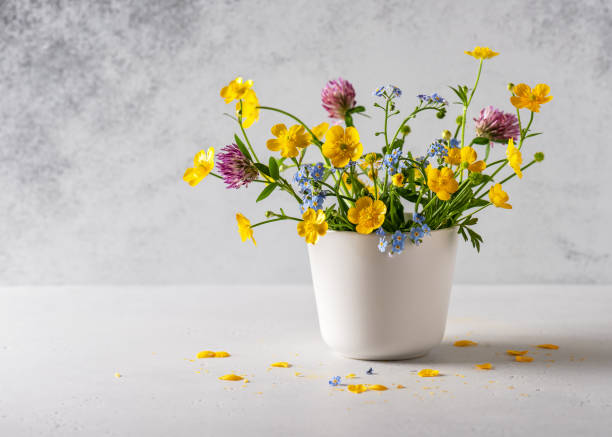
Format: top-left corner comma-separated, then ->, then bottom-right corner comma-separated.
237,88 -> 260,128
448,146 -> 487,173
445,147 -> 462,166
220,77 -> 253,103
341,173 -> 352,189
322,125 -> 363,168
297,209 -> 328,244
392,173 -> 404,187
488,184 -> 512,209
464,46 -> 499,60
266,123 -> 310,158
183,148 -> 214,187
426,165 -> 459,201
308,122 -> 329,144
347,196 -> 386,234
506,138 -> 523,178
510,83 -> 553,112
236,213 -> 256,245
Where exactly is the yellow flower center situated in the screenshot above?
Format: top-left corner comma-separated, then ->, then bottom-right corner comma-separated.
339,143 -> 348,151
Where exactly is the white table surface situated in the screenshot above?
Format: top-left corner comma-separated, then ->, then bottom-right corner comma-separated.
1,285 -> 611,436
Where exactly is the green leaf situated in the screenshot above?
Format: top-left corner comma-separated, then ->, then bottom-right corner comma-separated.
268,157 -> 279,180
472,137 -> 490,145
234,134 -> 252,161
256,183 -> 277,202
254,163 -> 270,177
346,105 -> 366,114
525,132 -> 543,139
467,198 -> 489,208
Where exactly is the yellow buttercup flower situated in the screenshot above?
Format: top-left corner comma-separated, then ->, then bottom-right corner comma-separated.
464,46 -> 499,60
266,123 -> 310,158
392,173 -> 404,187
236,213 -> 256,245
220,77 -> 254,103
237,88 -> 260,128
488,184 -> 512,209
510,83 -> 553,112
445,147 -> 461,166
309,122 -> 329,144
347,196 -> 386,234
461,146 -> 487,173
183,148 -> 214,187
297,209 -> 328,244
322,126 -> 363,168
426,165 -> 459,201
506,138 -> 522,178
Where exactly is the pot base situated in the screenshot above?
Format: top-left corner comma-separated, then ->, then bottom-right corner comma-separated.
337,350 -> 430,361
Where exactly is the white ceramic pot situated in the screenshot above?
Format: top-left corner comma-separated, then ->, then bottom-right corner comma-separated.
307,227 -> 458,360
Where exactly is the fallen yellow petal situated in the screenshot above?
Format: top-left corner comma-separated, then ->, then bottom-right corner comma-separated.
114,372 -> 122,378
219,374 -> 244,381
270,362 -> 291,368
396,384 -> 406,389
347,384 -> 368,394
537,344 -> 559,350
196,350 -> 216,358
214,351 -> 231,358
418,369 -> 440,377
475,363 -> 492,370
506,350 -> 528,356
294,372 -> 303,377
515,355 -> 534,363
345,373 -> 357,379
454,340 -> 478,347
367,384 -> 388,391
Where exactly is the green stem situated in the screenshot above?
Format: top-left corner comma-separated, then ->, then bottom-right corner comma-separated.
518,112 -> 534,150
460,59 -> 484,148
238,101 -> 260,163
250,216 -> 300,229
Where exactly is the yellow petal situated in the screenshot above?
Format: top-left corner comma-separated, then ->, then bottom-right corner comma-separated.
506,350 -> 528,356
475,363 -> 492,370
214,351 -> 231,358
537,344 -> 559,350
515,355 -> 534,363
270,362 -> 291,368
396,384 -> 406,389
196,350 -> 216,358
345,373 -> 357,379
418,369 -> 440,377
367,384 -> 388,391
114,372 -> 122,378
512,83 -> 531,98
347,384 -> 368,394
219,374 -> 243,381
454,340 -> 478,347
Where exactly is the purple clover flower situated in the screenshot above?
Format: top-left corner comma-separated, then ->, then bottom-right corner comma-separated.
216,143 -> 259,189
474,106 -> 520,143
321,78 -> 357,120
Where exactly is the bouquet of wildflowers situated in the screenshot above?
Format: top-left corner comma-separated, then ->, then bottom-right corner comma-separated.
184,47 -> 552,254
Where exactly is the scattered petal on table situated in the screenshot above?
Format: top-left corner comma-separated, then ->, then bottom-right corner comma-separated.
196,351 -> 216,358
475,363 -> 492,370
396,384 -> 406,389
367,384 -> 388,391
345,373 -> 357,379
348,384 -> 368,394
219,374 -> 244,381
270,362 -> 291,368
537,344 -> 559,350
515,356 -> 534,363
214,351 -> 231,357
454,340 -> 478,347
506,350 -> 528,356
418,369 -> 440,377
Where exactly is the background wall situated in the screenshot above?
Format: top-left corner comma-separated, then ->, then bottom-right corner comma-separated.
1,0 -> 610,285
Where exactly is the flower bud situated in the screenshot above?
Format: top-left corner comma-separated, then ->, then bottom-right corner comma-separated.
364,153 -> 377,164
507,82 -> 515,92
455,115 -> 463,125
442,130 -> 452,141
436,109 -> 446,119
400,125 -> 411,136
265,211 -> 274,218
534,152 -> 544,162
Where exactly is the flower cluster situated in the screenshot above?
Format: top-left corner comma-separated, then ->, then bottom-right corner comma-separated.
374,85 -> 402,98
183,46 -> 551,254
417,93 -> 448,105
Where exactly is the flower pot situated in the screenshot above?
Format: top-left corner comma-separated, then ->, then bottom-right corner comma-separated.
307,227 -> 458,360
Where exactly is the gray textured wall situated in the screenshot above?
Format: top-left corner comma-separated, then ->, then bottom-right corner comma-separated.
1,0 -> 610,285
